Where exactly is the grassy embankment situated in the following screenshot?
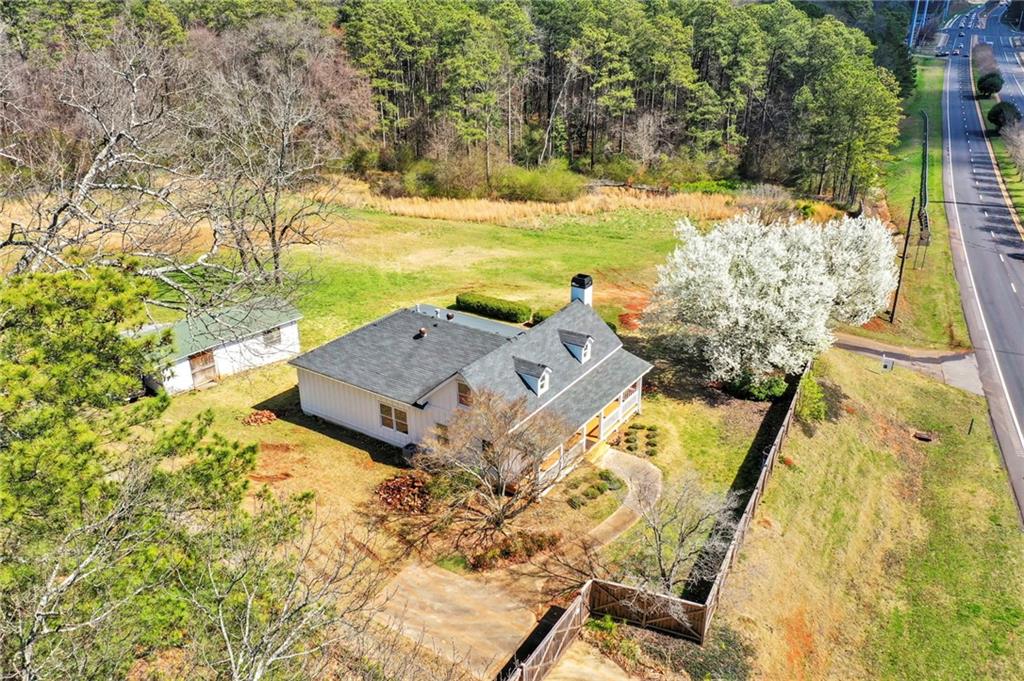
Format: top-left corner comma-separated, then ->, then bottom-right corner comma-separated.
847,57 -> 970,349
715,56 -> 1024,681
721,350 -> 1024,679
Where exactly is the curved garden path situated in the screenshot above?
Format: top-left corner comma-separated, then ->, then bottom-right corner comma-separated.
588,448 -> 663,546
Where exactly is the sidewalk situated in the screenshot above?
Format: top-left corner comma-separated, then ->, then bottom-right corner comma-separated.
834,332 -> 984,395
588,448 -> 662,546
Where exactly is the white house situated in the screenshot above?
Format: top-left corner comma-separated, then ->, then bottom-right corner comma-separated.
291,275 -> 651,482
146,301 -> 302,394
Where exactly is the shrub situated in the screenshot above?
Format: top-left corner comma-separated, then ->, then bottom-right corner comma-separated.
583,485 -> 603,499
435,553 -> 470,573
628,423 -> 644,430
567,495 -> 585,509
796,373 -> 828,425
532,307 -> 557,324
726,374 -> 788,401
676,179 -> 741,194
469,547 -> 502,570
594,481 -> 609,493
646,424 -> 658,432
426,470 -> 477,500
978,71 -> 1005,98
989,101 -> 1022,131
626,442 -> 639,452
587,614 -> 619,634
454,292 -> 531,323
604,475 -> 623,491
493,160 -> 587,202
590,154 -> 642,183
624,433 -> 638,444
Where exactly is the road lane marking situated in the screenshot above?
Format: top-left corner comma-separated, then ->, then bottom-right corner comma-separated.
945,50 -> 1024,469
1001,253 -> 1006,262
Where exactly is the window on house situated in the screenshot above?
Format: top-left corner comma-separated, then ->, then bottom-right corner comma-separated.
581,341 -> 591,362
379,403 -> 409,434
537,372 -> 549,394
263,327 -> 282,345
435,423 -> 449,444
457,381 -> 472,406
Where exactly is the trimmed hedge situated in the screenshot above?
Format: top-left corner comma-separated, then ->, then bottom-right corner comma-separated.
532,307 -> 557,325
454,292 -> 531,323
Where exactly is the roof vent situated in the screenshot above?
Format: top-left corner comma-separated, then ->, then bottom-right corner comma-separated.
416,327 -> 428,339
446,311 -> 455,321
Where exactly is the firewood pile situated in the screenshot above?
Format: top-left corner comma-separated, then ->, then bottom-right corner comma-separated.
242,409 -> 278,426
375,474 -> 430,513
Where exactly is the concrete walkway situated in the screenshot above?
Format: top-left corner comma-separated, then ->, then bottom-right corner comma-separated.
588,448 -> 663,546
834,332 -> 984,395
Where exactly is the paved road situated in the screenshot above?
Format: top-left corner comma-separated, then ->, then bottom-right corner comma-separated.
939,4 -> 1024,524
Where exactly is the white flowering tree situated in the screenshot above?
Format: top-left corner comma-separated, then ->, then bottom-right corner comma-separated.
823,216 -> 899,325
649,213 -> 897,383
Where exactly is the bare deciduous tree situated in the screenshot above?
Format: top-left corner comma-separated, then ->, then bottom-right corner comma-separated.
624,473 -> 740,593
1003,121 -> 1024,181
415,390 -> 572,532
195,19 -> 372,285
178,493 -> 387,681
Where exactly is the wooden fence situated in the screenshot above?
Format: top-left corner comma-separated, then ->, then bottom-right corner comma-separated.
499,367 -> 808,681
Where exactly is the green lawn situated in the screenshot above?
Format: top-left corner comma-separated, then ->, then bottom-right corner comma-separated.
850,57 -> 970,349
165,204 -> 762,545
721,349 -> 1024,679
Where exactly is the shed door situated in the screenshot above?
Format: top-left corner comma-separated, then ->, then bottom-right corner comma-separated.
188,350 -> 217,387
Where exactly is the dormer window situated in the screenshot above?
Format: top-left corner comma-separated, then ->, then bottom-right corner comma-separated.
558,329 -> 593,364
513,357 -> 551,396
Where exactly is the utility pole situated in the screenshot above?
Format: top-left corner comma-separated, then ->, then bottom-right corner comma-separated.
891,196 -> 916,323
909,0 -> 922,46
914,0 -> 932,48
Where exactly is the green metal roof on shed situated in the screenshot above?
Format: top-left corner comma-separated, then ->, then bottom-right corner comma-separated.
150,301 -> 301,363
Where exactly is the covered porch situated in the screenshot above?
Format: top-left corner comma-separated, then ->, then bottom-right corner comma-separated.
539,376 -> 644,484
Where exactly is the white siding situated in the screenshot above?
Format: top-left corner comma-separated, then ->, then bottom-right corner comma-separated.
162,358 -> 194,394
161,321 -> 300,395
213,321 -> 300,376
296,368 -> 460,447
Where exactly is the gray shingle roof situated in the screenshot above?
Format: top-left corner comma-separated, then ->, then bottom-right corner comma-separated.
460,301 -> 637,413
513,356 -> 549,378
558,329 -> 592,347
292,300 -> 652,424
289,308 -> 507,404
543,349 -> 651,426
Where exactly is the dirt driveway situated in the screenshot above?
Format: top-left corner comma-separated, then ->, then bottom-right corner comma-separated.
376,563 -> 536,679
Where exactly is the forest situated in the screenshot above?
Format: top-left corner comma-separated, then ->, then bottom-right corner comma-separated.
1,0 -> 906,209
